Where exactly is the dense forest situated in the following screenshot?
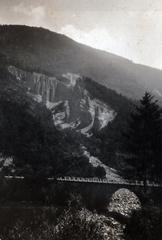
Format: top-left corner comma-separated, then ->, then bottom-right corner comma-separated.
0,86 -> 104,178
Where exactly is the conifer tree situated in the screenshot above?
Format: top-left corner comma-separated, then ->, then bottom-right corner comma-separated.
124,92 -> 162,182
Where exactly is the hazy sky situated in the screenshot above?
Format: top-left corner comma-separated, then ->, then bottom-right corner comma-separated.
1,0 -> 162,69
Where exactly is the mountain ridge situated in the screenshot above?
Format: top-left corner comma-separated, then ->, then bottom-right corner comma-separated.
0,24 -> 162,101
0,24 -> 149,178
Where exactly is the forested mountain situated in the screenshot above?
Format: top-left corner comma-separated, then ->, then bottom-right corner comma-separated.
0,66 -> 106,177
0,53 -> 133,174
0,25 -> 162,101
0,24 -> 155,178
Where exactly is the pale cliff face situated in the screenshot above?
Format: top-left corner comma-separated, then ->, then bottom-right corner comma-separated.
8,65 -> 116,135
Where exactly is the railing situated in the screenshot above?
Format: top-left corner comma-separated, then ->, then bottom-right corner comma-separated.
4,175 -> 162,187
56,176 -> 162,187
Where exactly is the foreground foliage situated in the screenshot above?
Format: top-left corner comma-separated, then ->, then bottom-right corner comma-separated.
0,204 -> 123,240
125,206 -> 162,240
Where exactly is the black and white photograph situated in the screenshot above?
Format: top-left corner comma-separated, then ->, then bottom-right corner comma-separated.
0,0 -> 162,239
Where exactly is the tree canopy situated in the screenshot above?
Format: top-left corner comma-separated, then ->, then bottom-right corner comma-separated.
123,92 -> 162,181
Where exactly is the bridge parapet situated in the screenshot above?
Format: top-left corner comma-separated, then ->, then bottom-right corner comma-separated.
3,175 -> 162,187
55,176 -> 162,187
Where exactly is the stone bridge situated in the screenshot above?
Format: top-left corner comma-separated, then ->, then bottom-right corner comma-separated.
5,175 -> 162,187
4,175 -> 162,203
55,176 -> 162,203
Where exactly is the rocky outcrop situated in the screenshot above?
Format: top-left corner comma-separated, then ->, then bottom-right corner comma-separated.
8,66 -> 116,135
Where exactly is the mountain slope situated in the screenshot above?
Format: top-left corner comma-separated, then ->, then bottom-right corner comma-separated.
0,25 -> 136,178
0,64 -> 126,179
0,25 -> 162,100
0,54 -> 132,139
